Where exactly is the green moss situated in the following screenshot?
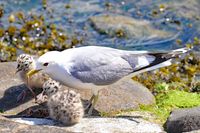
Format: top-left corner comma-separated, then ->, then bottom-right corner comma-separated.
154,82 -> 169,93
140,90 -> 200,123
65,4 -> 71,9
157,90 -> 200,108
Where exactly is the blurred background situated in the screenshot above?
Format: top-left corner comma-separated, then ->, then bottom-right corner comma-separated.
0,0 -> 199,62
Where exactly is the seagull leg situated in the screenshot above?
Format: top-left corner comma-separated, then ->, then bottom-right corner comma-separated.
87,93 -> 99,115
84,95 -> 95,111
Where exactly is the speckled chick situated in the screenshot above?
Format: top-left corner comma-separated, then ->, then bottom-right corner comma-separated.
42,79 -> 84,126
16,54 -> 49,100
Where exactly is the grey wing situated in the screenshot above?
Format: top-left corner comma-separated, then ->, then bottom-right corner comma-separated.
69,51 -> 155,85
69,56 -> 135,85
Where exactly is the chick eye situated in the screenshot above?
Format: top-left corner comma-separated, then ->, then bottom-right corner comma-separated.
43,62 -> 49,66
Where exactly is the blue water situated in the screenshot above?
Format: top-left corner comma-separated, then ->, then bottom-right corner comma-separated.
0,0 -> 200,51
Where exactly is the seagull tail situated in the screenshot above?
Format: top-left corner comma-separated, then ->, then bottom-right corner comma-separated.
163,47 -> 192,59
129,47 -> 192,77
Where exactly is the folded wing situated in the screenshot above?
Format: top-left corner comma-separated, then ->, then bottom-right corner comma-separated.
64,46 -> 189,85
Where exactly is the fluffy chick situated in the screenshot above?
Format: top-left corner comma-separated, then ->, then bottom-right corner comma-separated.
42,79 -> 84,126
16,54 -> 49,101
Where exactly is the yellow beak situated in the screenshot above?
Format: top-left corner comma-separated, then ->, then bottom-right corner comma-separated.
26,69 -> 42,78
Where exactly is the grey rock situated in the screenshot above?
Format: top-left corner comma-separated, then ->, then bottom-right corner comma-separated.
94,79 -> 155,112
89,14 -> 172,39
164,0 -> 200,19
0,115 -> 163,133
164,106 -> 200,133
185,129 -> 200,133
0,115 -> 68,133
0,62 -> 155,114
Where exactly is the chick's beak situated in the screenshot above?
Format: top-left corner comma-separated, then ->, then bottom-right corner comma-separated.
15,69 -> 22,74
41,89 -> 46,96
15,64 -> 22,74
26,69 -> 42,78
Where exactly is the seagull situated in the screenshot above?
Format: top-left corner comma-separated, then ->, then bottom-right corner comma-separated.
27,46 -> 190,115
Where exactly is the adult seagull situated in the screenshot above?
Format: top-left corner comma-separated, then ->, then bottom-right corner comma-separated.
27,46 -> 190,115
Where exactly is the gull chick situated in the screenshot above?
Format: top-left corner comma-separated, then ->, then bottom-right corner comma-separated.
42,79 -> 84,126
27,46 -> 191,115
16,54 -> 49,101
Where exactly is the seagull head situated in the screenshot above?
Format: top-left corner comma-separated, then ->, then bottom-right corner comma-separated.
26,51 -> 61,78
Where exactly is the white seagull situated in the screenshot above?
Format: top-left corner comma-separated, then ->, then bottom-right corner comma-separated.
27,46 -> 190,115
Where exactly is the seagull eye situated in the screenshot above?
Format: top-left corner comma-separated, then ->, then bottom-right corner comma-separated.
43,62 -> 49,66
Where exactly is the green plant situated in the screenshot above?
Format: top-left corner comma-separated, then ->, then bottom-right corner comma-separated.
154,82 -> 169,93
140,90 -> 200,123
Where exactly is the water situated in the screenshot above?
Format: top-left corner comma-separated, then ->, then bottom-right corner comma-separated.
0,0 -> 200,51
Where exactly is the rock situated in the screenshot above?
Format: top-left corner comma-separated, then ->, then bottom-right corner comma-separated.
0,115 -> 163,133
185,129 -> 200,133
89,14 -> 171,39
0,62 -> 155,114
94,79 -> 155,112
0,115 -> 68,133
164,0 -> 200,19
68,0 -> 103,13
164,106 -> 200,133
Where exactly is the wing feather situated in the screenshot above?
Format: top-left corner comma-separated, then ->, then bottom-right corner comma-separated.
65,46 -> 155,85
